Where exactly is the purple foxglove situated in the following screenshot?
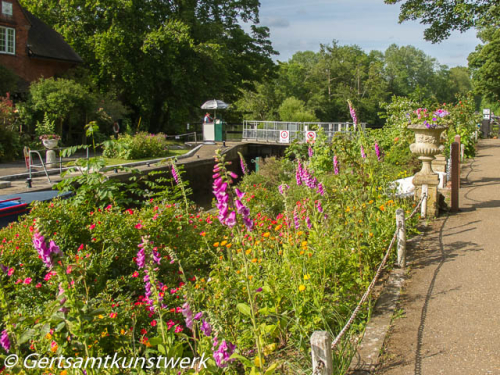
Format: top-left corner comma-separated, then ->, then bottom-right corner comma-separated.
234,188 -> 245,199
375,142 -> 382,161
333,155 -> 339,175
306,216 -> 312,229
360,145 -> 366,159
225,211 -> 237,228
1,330 -> 10,352
201,320 -> 212,336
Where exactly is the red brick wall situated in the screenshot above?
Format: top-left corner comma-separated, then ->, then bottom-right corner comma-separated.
0,0 -> 76,85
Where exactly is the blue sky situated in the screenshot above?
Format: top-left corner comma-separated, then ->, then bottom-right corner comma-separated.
253,0 -> 479,67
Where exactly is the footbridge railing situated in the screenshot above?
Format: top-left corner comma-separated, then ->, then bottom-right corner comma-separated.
242,120 -> 366,143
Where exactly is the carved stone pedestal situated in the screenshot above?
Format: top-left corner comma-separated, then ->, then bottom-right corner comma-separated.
432,154 -> 447,187
46,149 -> 56,169
408,124 -> 448,218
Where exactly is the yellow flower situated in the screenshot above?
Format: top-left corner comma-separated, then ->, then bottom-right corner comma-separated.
300,250 -> 305,255
45,333 -> 52,340
368,200 -> 374,204
254,356 -> 265,367
213,242 -> 220,247
275,225 -> 282,231
379,205 -> 385,212
263,232 -> 270,238
226,243 -> 232,248
345,207 -> 350,213
251,258 -> 257,263
60,370 -> 67,375
303,274 -> 310,280
297,231 -> 304,236
298,285 -> 306,291
369,232 -> 374,237
98,315 -> 104,319
301,241 -> 308,247
248,275 -> 253,280
220,240 -> 227,246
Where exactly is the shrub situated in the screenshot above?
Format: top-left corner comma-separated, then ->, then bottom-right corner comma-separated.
102,132 -> 171,160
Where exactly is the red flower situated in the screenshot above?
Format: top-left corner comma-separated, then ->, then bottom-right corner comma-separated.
151,320 -> 157,327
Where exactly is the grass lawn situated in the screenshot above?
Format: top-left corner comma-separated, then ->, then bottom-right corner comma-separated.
103,149 -> 190,166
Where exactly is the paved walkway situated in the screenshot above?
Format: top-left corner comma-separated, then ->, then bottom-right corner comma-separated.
0,142 -> 236,196
377,139 -> 500,375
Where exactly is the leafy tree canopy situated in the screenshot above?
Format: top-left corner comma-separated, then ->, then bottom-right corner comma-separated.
20,0 -> 276,132
384,0 -> 493,43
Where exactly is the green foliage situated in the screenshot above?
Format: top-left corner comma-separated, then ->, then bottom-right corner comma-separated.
278,97 -> 318,122
0,127 -> 21,162
55,156 -> 143,209
102,132 -> 171,160
21,0 -> 276,132
34,113 -> 56,137
0,93 -> 22,161
469,27 -> 500,102
384,0 -> 491,43
235,41 -> 469,126
0,65 -> 17,96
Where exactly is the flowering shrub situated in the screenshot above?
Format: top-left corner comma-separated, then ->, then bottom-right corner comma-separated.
408,107 -> 450,129
102,132 -> 172,160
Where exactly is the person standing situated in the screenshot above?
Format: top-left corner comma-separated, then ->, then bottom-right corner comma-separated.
204,113 -> 212,123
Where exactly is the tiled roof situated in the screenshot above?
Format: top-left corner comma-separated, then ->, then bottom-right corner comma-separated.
24,9 -> 83,63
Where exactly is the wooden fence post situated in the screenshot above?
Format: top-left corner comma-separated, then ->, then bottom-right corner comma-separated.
396,208 -> 406,268
451,142 -> 460,213
454,135 -> 461,189
311,331 -> 333,375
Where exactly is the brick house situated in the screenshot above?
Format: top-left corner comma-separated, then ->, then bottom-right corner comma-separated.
0,0 -> 82,91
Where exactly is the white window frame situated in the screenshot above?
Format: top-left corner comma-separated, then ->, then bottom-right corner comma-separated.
1,1 -> 12,16
0,26 -> 15,55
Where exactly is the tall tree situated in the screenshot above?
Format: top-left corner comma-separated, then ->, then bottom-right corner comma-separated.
20,0 -> 276,132
469,27 -> 500,101
384,0 -> 494,43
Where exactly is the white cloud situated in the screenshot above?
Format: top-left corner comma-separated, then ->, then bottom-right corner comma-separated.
262,17 -> 290,28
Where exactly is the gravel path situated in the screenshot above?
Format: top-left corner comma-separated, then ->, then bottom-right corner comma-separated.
377,139 -> 500,375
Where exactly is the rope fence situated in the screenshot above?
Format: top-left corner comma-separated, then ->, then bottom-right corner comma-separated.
311,192 -> 428,374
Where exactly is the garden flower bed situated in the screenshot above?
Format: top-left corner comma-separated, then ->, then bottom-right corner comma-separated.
0,128 -> 424,374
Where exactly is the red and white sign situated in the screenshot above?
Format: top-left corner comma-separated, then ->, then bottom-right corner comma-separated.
306,131 -> 317,143
279,130 -> 290,143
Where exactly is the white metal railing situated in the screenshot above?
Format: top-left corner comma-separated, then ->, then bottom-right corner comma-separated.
242,120 -> 366,143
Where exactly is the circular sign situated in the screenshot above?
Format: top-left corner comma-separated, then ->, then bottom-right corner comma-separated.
306,131 -> 316,142
279,130 -> 290,143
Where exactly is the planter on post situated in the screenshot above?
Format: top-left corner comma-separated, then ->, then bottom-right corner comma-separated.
408,123 -> 448,218
42,138 -> 59,169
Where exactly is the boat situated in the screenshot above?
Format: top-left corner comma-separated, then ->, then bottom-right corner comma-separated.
0,191 -> 72,228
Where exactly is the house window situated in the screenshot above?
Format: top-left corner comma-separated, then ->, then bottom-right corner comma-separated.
0,26 -> 15,54
1,1 -> 13,16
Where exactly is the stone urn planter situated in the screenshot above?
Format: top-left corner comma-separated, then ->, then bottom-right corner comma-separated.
42,138 -> 59,150
408,123 -> 448,217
